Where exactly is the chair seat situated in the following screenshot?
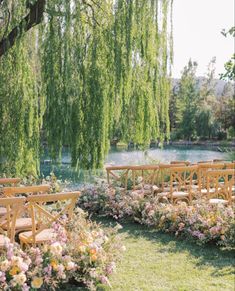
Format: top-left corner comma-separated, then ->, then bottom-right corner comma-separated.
201,188 -> 215,194
19,228 -> 56,244
209,198 -> 228,204
172,191 -> 189,197
0,207 -> 7,216
152,185 -> 159,192
1,218 -> 35,231
157,192 -> 169,197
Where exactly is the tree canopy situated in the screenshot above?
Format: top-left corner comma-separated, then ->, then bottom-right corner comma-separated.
0,0 -> 173,175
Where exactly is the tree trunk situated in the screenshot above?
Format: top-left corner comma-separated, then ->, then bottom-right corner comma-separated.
0,0 -> 46,57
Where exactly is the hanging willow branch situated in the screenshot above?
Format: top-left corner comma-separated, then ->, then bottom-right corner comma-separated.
0,0 -> 45,57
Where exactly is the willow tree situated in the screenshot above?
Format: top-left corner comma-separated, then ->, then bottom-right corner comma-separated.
0,1 -> 43,176
0,0 -> 173,175
42,0 -> 173,170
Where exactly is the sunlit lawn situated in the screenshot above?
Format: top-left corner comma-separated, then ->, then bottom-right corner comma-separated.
63,218 -> 235,291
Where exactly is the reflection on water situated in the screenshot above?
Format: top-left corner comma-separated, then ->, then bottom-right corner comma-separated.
40,146 -> 232,183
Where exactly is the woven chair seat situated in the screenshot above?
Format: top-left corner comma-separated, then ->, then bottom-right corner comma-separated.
172,191 -> 189,197
201,188 -> 216,194
209,198 -> 228,204
19,228 -> 56,244
1,218 -> 35,232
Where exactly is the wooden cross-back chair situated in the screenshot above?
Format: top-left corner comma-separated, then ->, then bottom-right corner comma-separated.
197,163 -> 225,195
157,165 -> 198,204
19,191 -> 80,247
0,178 -> 21,186
106,166 -> 131,189
158,163 -> 188,192
206,169 -> 234,205
224,162 -> 235,169
131,165 -> 159,190
0,185 -> 51,233
0,197 -> 26,247
2,185 -> 51,197
170,160 -> 190,166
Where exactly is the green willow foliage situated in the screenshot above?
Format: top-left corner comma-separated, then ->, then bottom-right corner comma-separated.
0,1 -> 43,176
0,0 -> 173,175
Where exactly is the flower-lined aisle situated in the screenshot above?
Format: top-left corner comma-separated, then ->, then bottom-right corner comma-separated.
0,209 -> 124,290
79,181 -> 235,248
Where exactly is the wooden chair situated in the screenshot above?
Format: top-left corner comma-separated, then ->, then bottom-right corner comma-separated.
198,160 -> 213,164
106,166 -> 131,189
2,185 -> 50,197
1,185 -> 51,233
130,165 -> 159,191
170,160 -> 190,166
224,162 -> 235,169
0,197 -> 25,247
157,165 -> 198,204
0,179 -> 21,217
197,163 -> 225,195
206,169 -> 234,205
0,178 -> 21,186
158,163 -> 187,192
19,192 -> 80,247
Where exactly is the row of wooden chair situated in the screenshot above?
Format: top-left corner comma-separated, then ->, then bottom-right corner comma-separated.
106,161 -> 235,205
0,183 -> 80,247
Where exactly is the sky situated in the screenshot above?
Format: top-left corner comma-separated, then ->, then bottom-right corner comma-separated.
172,0 -> 234,78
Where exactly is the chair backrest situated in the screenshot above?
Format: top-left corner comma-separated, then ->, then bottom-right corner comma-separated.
0,178 -> 21,186
106,166 -> 131,189
198,163 -> 225,191
25,192 -> 80,244
0,197 -> 26,242
2,185 -> 51,197
224,162 -> 235,169
169,165 -> 198,199
130,165 -> 159,189
206,169 -> 234,203
158,163 -> 188,190
170,160 -> 190,165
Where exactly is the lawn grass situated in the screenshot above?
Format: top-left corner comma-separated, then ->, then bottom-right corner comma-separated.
62,217 -> 235,291
100,218 -> 235,291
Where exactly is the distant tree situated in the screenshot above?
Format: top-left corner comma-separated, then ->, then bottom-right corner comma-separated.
175,60 -> 199,140
196,58 -> 217,139
220,27 -> 235,81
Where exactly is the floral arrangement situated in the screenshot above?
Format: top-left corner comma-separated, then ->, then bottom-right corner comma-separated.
0,208 -> 124,290
79,182 -> 235,248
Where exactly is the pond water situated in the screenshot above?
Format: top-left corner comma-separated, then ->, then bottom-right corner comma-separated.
40,145 -> 233,184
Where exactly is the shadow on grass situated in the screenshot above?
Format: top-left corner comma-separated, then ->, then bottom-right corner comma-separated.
93,215 -> 235,278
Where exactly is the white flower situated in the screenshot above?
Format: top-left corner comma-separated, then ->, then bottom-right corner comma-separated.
50,242 -> 63,256
12,256 -> 23,267
12,273 -> 26,286
0,260 -> 10,272
66,261 -> 76,271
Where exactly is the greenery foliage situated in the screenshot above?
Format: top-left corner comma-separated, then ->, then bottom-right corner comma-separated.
170,58 -> 235,141
0,0 -> 173,175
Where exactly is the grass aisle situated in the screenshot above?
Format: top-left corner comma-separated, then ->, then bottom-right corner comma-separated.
104,220 -> 235,291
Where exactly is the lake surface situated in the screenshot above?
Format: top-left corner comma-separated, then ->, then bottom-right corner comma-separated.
40,145 -> 233,183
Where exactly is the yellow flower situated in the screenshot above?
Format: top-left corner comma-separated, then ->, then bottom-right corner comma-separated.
9,266 -> 20,276
89,248 -> 97,255
31,277 -> 43,289
50,259 -> 58,270
91,254 -> 97,262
